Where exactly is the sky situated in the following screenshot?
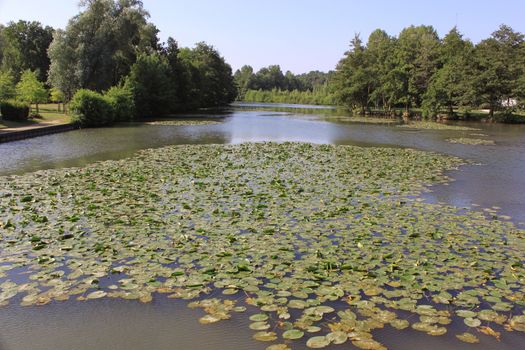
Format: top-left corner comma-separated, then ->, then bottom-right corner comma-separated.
1,0 -> 524,74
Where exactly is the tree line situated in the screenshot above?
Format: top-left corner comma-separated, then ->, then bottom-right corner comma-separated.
333,25 -> 525,120
234,65 -> 333,99
0,0 -> 236,125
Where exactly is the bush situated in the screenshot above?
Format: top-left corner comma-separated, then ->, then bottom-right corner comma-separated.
104,86 -> 136,121
0,100 -> 30,121
69,89 -> 114,127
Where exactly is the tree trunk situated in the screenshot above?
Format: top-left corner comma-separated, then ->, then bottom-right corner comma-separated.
36,103 -> 39,114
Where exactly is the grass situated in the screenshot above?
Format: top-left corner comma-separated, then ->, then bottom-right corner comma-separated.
0,103 -> 71,130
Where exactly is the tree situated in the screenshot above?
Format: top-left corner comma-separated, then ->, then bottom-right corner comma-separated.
395,25 -> 441,112
422,27 -> 473,118
470,25 -> 524,118
124,53 -> 173,117
50,87 -> 65,112
48,0 -> 159,94
179,42 -> 236,107
16,70 -> 48,114
47,29 -> 79,102
233,65 -> 254,99
0,25 -> 5,66
0,20 -> 54,82
333,34 -> 372,114
0,71 -> 16,101
366,29 -> 400,112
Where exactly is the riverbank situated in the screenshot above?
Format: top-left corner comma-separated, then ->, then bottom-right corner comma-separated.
0,103 -> 73,142
238,100 -> 525,124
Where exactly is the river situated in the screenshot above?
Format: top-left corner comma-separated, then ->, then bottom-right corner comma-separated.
0,102 -> 524,350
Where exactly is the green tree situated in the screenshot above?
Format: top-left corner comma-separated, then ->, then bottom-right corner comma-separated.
0,25 -> 5,66
0,20 -> 54,81
233,65 -> 254,99
50,87 -> 65,112
16,70 -> 48,114
470,25 -> 524,118
48,0 -> 159,94
0,70 -> 16,101
422,27 -> 473,118
179,42 -> 236,107
366,29 -> 400,112
395,25 -> 441,112
333,34 -> 372,114
124,53 -> 173,117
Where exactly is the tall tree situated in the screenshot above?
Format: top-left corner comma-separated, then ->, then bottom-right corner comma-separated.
366,29 -> 400,112
233,65 -> 254,99
48,0 -> 159,95
333,34 -> 372,114
422,27 -> 473,117
470,25 -> 524,118
0,20 -> 54,82
0,70 -> 15,101
123,53 -> 173,117
178,42 -> 236,107
0,25 -> 5,67
395,25 -> 441,112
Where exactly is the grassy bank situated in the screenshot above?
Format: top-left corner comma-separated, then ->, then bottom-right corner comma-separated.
0,103 -> 71,130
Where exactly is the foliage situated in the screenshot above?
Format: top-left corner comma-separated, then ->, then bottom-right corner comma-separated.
0,99 -> 30,120
16,70 -> 48,113
333,34 -> 373,113
244,87 -> 335,106
45,1 -> 236,118
104,85 -> 136,121
49,88 -> 64,104
234,65 -> 334,100
0,142 -> 524,348
0,20 -> 54,81
0,70 -> 16,101
48,0 -> 159,94
469,25 -> 525,118
69,89 -> 114,126
331,24 -> 524,120
123,53 -> 173,117
178,42 -> 236,108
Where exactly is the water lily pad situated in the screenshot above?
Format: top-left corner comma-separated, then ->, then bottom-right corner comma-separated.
282,329 -> 304,340
306,336 -> 330,348
464,317 -> 481,327
253,331 -> 277,341
86,291 -> 107,299
250,322 -> 271,331
250,313 -> 269,322
456,332 -> 479,343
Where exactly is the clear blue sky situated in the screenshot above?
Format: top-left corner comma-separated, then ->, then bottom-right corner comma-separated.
1,0 -> 524,74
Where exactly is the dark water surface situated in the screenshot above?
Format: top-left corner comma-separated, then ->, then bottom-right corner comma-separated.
1,102 -> 524,349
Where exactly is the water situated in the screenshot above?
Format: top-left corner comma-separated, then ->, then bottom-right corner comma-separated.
1,102 -> 524,349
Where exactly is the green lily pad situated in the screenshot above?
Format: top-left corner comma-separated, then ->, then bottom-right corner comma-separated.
282,329 -> 304,340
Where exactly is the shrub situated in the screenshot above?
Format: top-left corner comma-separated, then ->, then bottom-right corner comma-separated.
104,86 -> 136,121
0,100 -> 30,121
69,89 -> 114,127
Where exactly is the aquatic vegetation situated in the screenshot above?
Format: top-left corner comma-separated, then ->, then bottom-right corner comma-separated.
398,121 -> 480,131
324,116 -> 400,125
145,119 -> 222,126
447,137 -> 496,145
0,142 -> 524,349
